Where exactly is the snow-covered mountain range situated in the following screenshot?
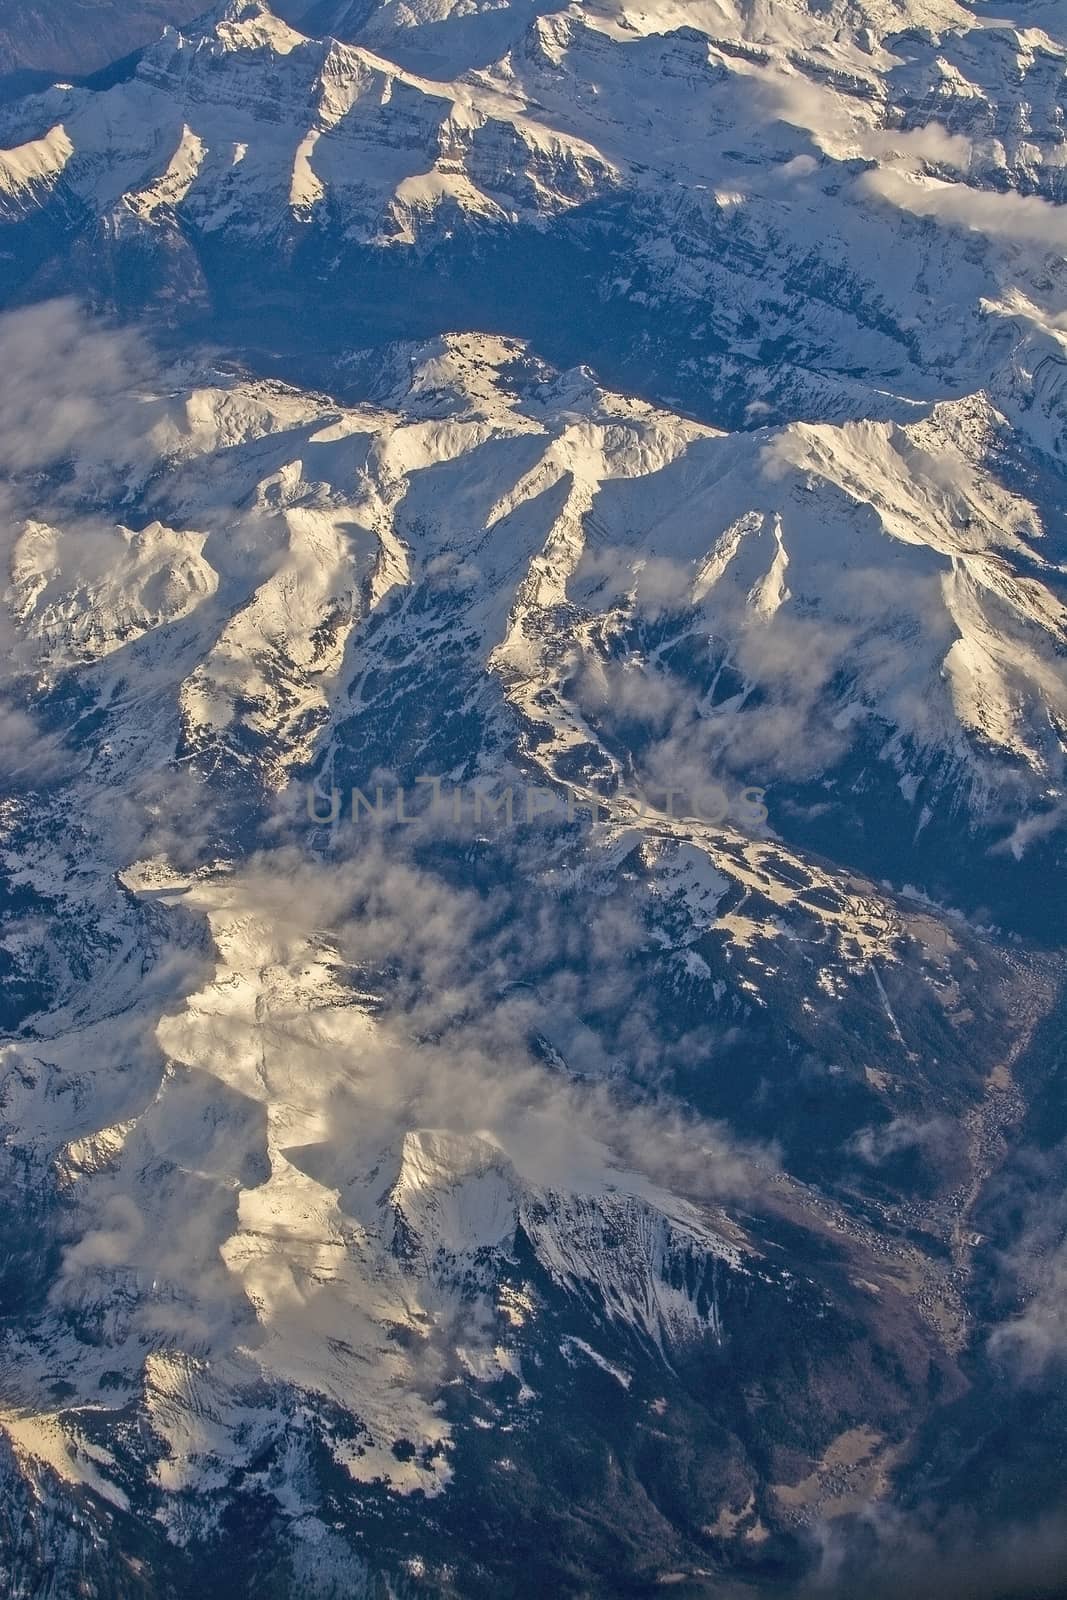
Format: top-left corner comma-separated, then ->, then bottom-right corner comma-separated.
2,0 -> 1066,442
0,2 -> 1065,1596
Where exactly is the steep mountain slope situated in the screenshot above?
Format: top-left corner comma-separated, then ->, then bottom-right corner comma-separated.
0,0 -> 1065,453
0,1 -> 208,81
0,0 -> 1064,1595
0,313 -> 1061,1596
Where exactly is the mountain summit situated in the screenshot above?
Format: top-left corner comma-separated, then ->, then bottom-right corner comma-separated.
0,0 -> 1065,1596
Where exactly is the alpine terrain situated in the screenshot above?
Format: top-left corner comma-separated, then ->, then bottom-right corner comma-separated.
0,1 -> 1065,1596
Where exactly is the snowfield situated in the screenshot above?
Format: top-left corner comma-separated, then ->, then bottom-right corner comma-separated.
0,0 -> 1064,1595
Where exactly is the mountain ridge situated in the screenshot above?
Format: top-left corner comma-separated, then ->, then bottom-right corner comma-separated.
0,0 -> 1064,1594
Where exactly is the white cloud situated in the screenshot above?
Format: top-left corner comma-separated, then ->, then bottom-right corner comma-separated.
0,298 -> 156,477
861,166 -> 1067,251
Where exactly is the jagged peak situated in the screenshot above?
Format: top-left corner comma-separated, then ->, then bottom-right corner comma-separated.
393,1128 -> 514,1195
183,0 -> 309,54
383,1130 -> 520,1258
403,332 -> 530,408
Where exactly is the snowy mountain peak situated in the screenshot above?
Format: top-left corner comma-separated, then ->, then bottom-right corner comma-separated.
0,0 -> 1065,1592
196,0 -> 308,54
387,1130 -> 519,1254
395,1127 -> 511,1188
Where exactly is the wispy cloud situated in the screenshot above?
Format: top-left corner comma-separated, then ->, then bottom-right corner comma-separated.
862,167 -> 1067,251
988,1140 -> 1067,1380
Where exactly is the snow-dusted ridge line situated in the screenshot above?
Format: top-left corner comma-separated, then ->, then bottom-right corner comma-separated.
0,0 -> 1063,474
0,0 -> 1064,1584
0,320 -> 1051,1549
